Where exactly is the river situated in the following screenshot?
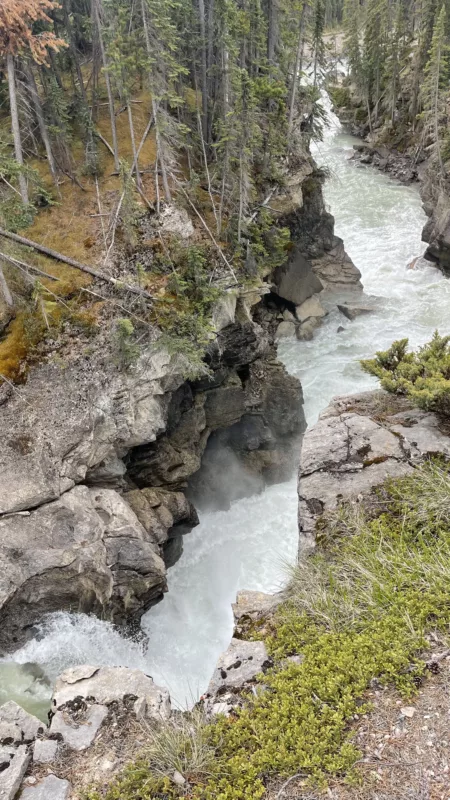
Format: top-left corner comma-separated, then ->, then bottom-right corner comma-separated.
2,100 -> 450,719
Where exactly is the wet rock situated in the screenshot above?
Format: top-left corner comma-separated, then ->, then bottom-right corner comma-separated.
311,237 -> 362,290
52,665 -> 171,721
203,378 -> 245,428
0,744 -> 30,800
275,320 -> 296,339
296,318 -> 321,341
273,248 -> 324,306
0,486 -> 167,651
295,295 -> 327,322
337,301 -> 376,320
0,702 -> 44,745
20,774 -> 71,800
50,704 -> 108,751
206,639 -> 272,696
32,738 -> 58,763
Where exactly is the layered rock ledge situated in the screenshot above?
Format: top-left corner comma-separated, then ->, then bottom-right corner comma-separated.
298,390 -> 450,545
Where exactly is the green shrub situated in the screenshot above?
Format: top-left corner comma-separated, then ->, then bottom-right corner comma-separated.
327,85 -> 352,109
112,317 -> 140,369
361,331 -> 450,415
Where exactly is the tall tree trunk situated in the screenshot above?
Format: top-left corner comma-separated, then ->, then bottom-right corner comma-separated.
62,0 -> 87,103
288,4 -> 307,135
7,54 -> 28,205
141,0 -> 172,204
197,0 -> 209,139
0,264 -> 14,308
127,103 -> 142,189
92,0 -> 120,171
24,63 -> 60,193
267,0 -> 278,67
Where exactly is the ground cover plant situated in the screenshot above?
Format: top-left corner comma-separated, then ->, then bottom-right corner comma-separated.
86,460 -> 450,800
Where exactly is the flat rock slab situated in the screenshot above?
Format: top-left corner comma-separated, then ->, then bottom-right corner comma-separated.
0,701 -> 45,746
207,639 -> 272,696
33,738 -> 59,763
50,704 -> 108,751
0,745 -> 30,800
20,774 -> 71,800
52,665 -> 171,721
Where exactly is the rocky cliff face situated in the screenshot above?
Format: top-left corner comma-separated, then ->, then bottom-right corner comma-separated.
0,294 -> 305,653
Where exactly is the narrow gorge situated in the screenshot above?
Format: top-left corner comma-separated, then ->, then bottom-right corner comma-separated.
1,2 -> 450,796
2,98 -> 448,723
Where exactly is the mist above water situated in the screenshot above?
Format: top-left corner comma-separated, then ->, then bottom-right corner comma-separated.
3,98 -> 450,714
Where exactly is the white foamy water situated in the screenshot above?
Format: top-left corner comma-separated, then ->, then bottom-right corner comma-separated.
3,100 -> 450,714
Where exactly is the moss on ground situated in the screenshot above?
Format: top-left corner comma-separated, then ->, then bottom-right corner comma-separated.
85,460 -> 450,800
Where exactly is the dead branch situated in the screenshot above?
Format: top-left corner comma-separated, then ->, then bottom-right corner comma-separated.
0,228 -> 156,300
0,250 -> 58,281
173,177 -> 237,280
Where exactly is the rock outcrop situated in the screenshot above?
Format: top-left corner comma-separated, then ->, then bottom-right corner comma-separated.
272,167 -> 362,307
0,294 -> 305,651
298,390 -> 450,546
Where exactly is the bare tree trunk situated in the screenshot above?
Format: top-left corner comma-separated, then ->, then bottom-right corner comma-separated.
127,103 -> 142,189
0,264 -> 14,308
288,5 -> 307,135
141,0 -> 172,204
62,0 -> 87,103
24,63 -> 60,193
152,100 -> 172,204
197,0 -> 209,139
92,0 -> 120,171
7,54 -> 28,205
267,0 -> 278,67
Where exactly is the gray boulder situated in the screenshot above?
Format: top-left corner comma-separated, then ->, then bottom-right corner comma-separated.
50,704 -> 108,751
0,745 -> 30,800
32,738 -> 58,764
20,775 -> 71,800
0,347 -> 185,517
206,639 -> 272,696
0,702 -> 45,746
297,390 -> 450,546
295,295 -> 327,322
52,665 -> 171,721
273,248 -> 324,306
275,320 -> 296,340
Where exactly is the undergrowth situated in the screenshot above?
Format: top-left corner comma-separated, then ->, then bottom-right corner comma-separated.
86,460 -> 450,800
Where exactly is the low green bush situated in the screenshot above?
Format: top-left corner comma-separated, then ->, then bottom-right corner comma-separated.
361,331 -> 450,415
87,462 -> 450,800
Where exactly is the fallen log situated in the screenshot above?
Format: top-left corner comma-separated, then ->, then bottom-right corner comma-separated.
0,227 -> 156,300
